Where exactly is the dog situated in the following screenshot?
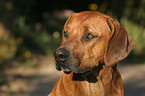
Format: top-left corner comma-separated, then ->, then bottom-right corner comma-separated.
49,11 -> 134,96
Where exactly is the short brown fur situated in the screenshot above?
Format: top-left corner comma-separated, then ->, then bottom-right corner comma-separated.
49,11 -> 134,96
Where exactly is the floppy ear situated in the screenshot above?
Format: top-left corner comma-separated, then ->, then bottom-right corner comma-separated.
104,19 -> 134,66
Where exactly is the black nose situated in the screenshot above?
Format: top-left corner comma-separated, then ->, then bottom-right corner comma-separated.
54,48 -> 69,62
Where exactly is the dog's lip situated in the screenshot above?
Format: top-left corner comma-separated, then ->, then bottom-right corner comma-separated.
56,64 -> 91,75
61,67 -> 71,72
56,63 -> 71,72
55,58 -> 81,69
60,67 -> 72,74
55,60 -> 92,75
56,66 -> 62,71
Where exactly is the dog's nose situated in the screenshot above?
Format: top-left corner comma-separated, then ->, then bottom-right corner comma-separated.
54,48 -> 69,62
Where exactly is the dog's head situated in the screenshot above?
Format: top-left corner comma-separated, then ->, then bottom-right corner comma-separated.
54,11 -> 134,74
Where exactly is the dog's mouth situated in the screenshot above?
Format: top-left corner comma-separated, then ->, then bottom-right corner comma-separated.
55,61 -> 92,75
56,65 -> 72,74
54,47 -> 92,75
57,66 -> 91,75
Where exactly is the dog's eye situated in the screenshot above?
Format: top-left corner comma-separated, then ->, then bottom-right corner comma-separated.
85,33 -> 98,41
87,33 -> 93,39
64,31 -> 67,38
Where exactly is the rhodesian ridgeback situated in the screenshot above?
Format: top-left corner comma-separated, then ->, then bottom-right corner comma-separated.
49,11 -> 134,96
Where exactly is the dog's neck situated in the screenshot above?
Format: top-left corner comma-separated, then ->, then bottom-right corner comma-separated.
72,63 -> 116,83
92,63 -> 116,80
60,64 -> 124,96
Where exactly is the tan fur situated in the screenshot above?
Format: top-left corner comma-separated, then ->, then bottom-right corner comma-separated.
49,11 -> 134,96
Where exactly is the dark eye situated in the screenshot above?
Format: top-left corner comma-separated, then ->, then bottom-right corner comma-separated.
85,33 -> 98,41
64,31 -> 67,38
87,33 -> 94,39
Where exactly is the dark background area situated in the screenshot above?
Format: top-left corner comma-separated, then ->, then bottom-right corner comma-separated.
0,0 -> 144,95
0,0 -> 144,57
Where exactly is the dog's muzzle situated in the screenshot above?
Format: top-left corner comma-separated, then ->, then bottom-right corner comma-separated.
54,48 -> 71,73
54,48 -> 92,75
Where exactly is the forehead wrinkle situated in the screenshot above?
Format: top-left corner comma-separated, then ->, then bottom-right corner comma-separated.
80,15 -> 91,24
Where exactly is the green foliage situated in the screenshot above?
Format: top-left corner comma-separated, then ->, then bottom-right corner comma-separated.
123,0 -> 145,27
121,0 -> 145,57
0,0 -> 64,66
0,37 -> 17,60
0,0 -> 144,65
121,18 -> 145,56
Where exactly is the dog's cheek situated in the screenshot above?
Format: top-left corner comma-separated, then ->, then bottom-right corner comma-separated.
78,57 -> 95,70
80,46 -> 105,69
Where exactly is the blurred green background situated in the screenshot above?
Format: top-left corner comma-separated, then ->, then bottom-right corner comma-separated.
0,0 -> 144,95
0,0 -> 144,64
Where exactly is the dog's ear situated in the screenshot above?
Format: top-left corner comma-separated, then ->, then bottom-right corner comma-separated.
104,19 -> 134,66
